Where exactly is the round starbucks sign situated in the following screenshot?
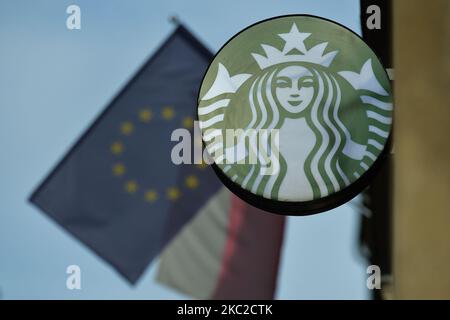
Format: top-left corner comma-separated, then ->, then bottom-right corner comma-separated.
198,15 -> 393,215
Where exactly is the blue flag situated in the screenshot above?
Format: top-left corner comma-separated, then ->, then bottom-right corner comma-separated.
30,25 -> 221,283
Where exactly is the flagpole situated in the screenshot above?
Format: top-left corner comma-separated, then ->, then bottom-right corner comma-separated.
169,15 -> 181,25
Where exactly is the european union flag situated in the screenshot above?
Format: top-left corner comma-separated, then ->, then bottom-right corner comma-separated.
30,25 -> 222,283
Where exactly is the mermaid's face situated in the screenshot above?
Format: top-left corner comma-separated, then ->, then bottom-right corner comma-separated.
275,66 -> 315,114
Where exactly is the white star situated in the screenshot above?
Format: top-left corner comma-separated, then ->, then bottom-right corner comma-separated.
279,23 -> 311,54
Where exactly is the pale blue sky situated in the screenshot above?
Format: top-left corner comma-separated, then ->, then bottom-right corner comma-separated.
0,0 -> 369,299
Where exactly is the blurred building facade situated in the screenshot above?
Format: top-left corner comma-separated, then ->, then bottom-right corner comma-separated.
393,0 -> 450,299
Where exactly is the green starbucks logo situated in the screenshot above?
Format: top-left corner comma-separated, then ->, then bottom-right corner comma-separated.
198,16 -> 392,214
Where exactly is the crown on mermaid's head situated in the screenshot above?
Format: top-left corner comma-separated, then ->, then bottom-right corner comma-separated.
251,23 -> 339,69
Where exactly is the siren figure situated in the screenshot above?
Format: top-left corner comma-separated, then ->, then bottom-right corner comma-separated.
198,23 -> 392,201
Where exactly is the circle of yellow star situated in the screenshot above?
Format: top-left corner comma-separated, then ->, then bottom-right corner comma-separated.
166,187 -> 180,201
144,189 -> 158,203
139,109 -> 153,122
182,116 -> 194,129
112,163 -> 126,176
124,180 -> 138,194
196,162 -> 208,170
161,106 -> 175,120
120,121 -> 134,135
185,175 -> 199,189
110,141 -> 124,155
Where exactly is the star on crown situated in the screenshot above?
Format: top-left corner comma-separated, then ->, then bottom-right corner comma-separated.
251,23 -> 339,69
